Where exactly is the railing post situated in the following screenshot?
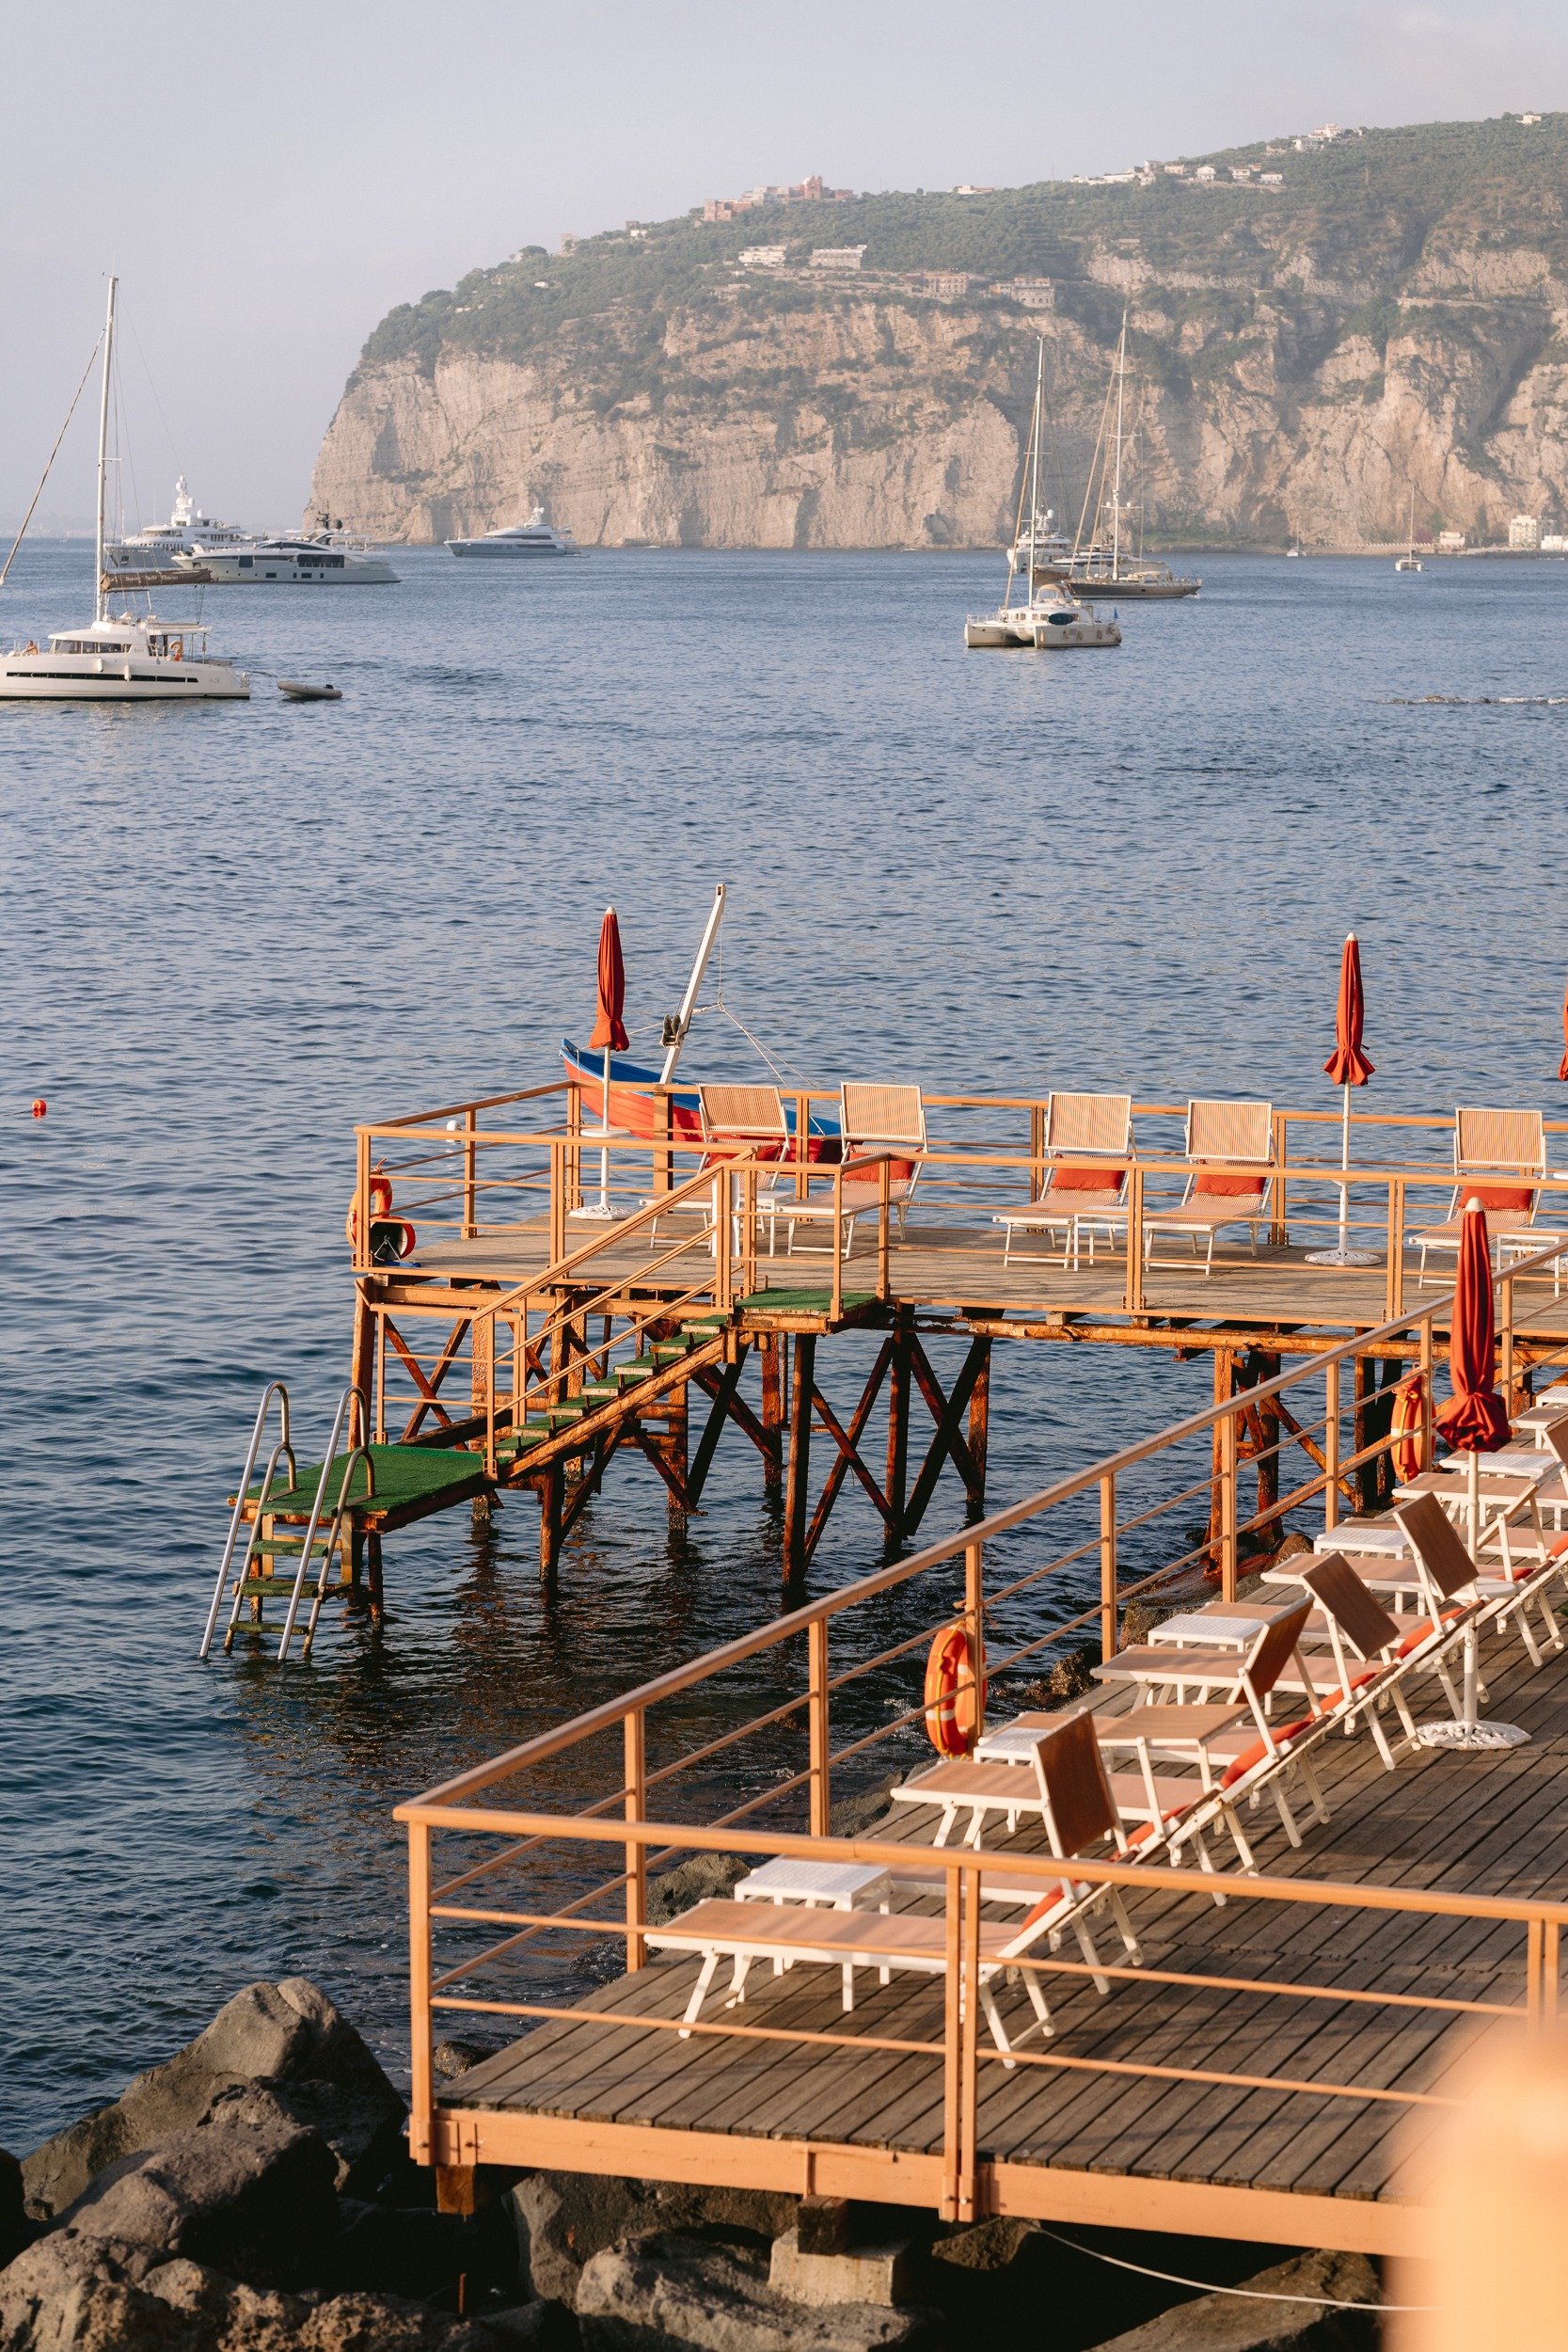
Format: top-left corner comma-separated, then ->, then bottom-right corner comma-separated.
1419,1312 -> 1434,1473
1100,1473 -> 1117,1659
1386,1178 -> 1404,1321
1219,1405 -> 1238,1602
808,1616 -> 830,1836
355,1129 -> 372,1274
1123,1163 -> 1144,1314
1272,1114 -> 1289,1247
958,1855 -> 980,2224
374,1302 -> 387,1443
1501,1272 -> 1515,1412
714,1173 -> 733,1312
408,1820 -> 435,2164
655,1088 -> 672,1198
550,1141 -> 566,1263
484,1313 -> 498,1477
463,1107 -> 478,1240
741,1160 -> 757,1301
1528,1916 -> 1545,2028
966,1536 -> 987,1727
1547,1921 -> 1560,2027
795,1091 -> 809,1202
831,1166 -> 844,1324
878,1154 -> 891,1302
1324,1355 -> 1340,1533
941,1861 -> 963,2223
567,1079 -> 582,1213
626,1708 -> 647,1970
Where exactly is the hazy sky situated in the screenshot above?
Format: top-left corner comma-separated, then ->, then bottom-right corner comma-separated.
4,0 -> 1565,531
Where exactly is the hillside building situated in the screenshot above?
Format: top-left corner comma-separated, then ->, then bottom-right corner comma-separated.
737,246 -> 788,269
952,183 -> 993,196
811,246 -> 867,270
914,271 -> 983,297
1438,530 -> 1466,549
1510,514 -> 1541,548
703,176 -> 853,224
1000,277 -> 1055,309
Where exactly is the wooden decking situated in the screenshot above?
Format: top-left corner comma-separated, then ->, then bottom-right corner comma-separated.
397,1213 -> 1568,1355
432,1614 -> 1568,2255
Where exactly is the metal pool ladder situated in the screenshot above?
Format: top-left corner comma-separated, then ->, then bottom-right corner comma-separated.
199,1383 -> 373,1663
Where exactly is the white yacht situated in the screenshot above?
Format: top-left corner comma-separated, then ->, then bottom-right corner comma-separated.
175,535 -> 398,584
447,505 -> 582,557
105,475 -> 251,567
1,282 -> 249,705
965,342 -> 1121,651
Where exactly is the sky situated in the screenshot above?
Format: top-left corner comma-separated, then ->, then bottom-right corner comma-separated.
3,0 -> 1566,532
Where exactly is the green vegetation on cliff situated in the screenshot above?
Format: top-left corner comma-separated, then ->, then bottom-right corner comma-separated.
353,111 -> 1568,393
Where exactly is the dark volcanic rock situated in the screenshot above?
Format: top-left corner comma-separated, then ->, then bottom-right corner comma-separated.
44,2108 -> 340,2293
0,2155 -> 36,2273
22,1980 -> 404,2221
509,2172 -> 796,2308
1085,2248 -> 1380,2351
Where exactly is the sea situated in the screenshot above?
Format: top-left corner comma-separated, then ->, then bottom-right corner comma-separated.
4,541 -> 1567,2152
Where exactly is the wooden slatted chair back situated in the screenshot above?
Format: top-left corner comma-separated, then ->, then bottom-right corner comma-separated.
1456,1105 -> 1546,1180
1544,1416 -> 1568,1471
1184,1099 -> 1273,1205
1393,1490 -> 1480,1602
841,1082 -> 926,1150
1035,1708 -> 1120,1858
697,1085 -> 788,1148
1302,1553 -> 1403,1658
1242,1600 -> 1313,1704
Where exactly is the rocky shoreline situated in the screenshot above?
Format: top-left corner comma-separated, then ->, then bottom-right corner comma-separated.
2,1977 -> 1383,2351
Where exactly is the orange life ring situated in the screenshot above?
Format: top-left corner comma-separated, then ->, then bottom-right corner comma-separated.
169,636 -> 183,662
1389,1373 -> 1427,1486
924,1620 -> 986,1756
345,1168 -> 395,1248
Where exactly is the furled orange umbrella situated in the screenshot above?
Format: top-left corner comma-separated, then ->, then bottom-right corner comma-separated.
1435,1199 -> 1512,1455
578,908 -> 628,1220
1306,932 -> 1379,1265
1557,975 -> 1568,1082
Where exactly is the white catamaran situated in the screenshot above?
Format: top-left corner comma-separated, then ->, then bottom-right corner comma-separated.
965,342 -> 1121,650
1,281 -> 250,704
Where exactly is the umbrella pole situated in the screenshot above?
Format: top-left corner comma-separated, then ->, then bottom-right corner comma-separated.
1306,1079 -> 1378,1264
1417,1442 -> 1528,1750
601,1045 -> 611,1213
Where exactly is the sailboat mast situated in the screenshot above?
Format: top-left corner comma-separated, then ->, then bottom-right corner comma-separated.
1029,338 -> 1043,593
94,277 -> 117,627
1111,312 -> 1127,582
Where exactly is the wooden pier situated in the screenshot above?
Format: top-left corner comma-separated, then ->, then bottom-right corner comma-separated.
391,1288 -> 1568,2257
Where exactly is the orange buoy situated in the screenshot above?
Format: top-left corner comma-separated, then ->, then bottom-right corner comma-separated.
31,1099 -> 46,1118
1389,1372 -> 1427,1486
924,1619 -> 986,1756
345,1168 -> 395,1248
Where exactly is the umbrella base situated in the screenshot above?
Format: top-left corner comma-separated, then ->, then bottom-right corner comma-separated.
569,1204 -> 623,1222
1415,1719 -> 1530,1751
1304,1247 -> 1381,1266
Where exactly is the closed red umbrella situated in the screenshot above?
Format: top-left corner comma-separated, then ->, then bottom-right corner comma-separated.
580,908 -> 628,1220
591,908 -> 628,1053
1307,932 -> 1378,1265
1435,1199 -> 1512,1454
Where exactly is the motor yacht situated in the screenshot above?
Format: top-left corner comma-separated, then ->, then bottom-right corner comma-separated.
175,535 -> 398,584
447,505 -> 582,557
105,475 -> 251,567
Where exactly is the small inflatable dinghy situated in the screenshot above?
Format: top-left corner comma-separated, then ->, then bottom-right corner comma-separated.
278,679 -> 342,701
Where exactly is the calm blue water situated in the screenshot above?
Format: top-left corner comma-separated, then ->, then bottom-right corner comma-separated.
5,544 -> 1567,2150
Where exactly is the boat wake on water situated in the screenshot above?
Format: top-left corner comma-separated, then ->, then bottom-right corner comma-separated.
1384,693 -> 1568,705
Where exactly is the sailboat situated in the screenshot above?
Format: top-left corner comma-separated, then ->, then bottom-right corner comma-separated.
1058,315 -> 1201,600
964,342 -> 1121,650
0,280 -> 249,704
1395,487 -> 1424,572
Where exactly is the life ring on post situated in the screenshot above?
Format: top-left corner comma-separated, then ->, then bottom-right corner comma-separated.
346,1168 -> 395,1249
924,1619 -> 987,1757
1389,1372 -> 1428,1486
169,636 -> 183,662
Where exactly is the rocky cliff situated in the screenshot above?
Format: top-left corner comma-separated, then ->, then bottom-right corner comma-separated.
308,115 -> 1568,548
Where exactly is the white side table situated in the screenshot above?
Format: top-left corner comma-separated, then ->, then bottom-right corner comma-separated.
735,1857 -> 894,1994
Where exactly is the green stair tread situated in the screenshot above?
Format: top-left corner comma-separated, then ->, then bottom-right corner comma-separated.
238,1442 -> 485,1516
230,1578 -> 354,1598
736,1290 -> 878,1313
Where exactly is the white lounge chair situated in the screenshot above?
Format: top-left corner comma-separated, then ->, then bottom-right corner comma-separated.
992,1091 -> 1132,1269
758,1082 -> 926,1259
1138,1097 -> 1275,1275
1411,1107 -> 1561,1293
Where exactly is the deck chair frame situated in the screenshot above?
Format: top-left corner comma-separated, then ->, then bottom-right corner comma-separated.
1412,1106 -> 1554,1292
992,1091 -> 1132,1270
760,1082 -> 926,1260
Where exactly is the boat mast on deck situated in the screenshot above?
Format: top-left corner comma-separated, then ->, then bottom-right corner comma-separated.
94,277 -> 117,629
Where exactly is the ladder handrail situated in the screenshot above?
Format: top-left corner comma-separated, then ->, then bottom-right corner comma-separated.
199,1381 -> 292,1658
277,1387 -> 370,1663
220,1438 -> 298,1652
300,1443 -> 379,1661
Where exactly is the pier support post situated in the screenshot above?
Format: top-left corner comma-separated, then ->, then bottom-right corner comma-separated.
351,1283 -> 379,1442
536,1463 -> 563,1580
663,1381 -> 689,1525
784,1335 -> 816,1586
366,1533 -> 384,1613
1253,1350 -> 1280,1533
964,1338 -> 991,1524
885,1311 -> 911,1539
761,1335 -> 784,1496
1207,1348 -> 1235,1573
